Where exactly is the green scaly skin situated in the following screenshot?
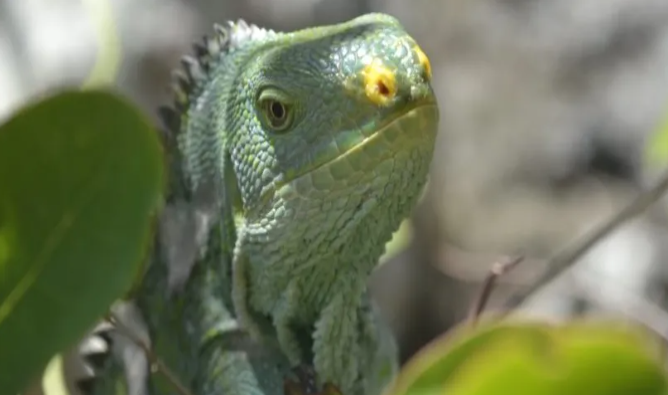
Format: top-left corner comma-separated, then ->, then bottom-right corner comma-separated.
90,12 -> 438,395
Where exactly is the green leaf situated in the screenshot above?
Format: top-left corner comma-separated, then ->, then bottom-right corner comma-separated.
386,320 -> 668,395
0,89 -> 164,395
379,219 -> 413,265
645,103 -> 668,171
41,355 -> 69,395
80,0 -> 121,88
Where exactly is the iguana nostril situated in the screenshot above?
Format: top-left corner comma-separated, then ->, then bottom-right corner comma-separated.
376,81 -> 390,96
361,59 -> 397,106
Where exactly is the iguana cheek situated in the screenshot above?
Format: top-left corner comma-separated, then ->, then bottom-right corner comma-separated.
275,102 -> 438,200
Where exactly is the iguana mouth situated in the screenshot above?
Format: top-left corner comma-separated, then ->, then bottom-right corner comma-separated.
252,100 -> 439,213
310,100 -> 439,178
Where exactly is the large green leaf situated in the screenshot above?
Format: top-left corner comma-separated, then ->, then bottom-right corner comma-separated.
0,89 -> 164,395
386,320 -> 668,395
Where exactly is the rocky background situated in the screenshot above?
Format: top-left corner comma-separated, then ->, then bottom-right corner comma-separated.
3,0 -> 668,393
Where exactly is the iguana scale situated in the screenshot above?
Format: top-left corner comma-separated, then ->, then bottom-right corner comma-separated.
83,12 -> 439,395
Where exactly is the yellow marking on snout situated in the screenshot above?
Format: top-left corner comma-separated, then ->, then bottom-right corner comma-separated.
361,59 -> 397,106
414,45 -> 431,81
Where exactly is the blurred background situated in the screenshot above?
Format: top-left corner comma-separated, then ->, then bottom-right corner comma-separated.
4,0 -> 668,393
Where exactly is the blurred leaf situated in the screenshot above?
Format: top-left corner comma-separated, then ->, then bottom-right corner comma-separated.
645,106 -> 668,170
379,219 -> 413,265
42,355 -> 69,395
386,320 -> 668,395
0,89 -> 164,395
380,179 -> 430,265
80,0 -> 121,88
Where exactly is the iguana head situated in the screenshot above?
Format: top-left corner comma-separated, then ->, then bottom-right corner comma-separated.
226,14 -> 438,220
166,12 -> 438,267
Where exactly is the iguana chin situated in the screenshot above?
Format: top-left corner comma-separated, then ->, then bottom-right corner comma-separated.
81,12 -> 439,395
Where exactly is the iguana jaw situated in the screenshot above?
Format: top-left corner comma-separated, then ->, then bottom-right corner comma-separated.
259,101 -> 438,204
313,101 -> 439,179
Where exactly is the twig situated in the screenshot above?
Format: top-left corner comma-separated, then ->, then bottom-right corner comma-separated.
501,167 -> 668,314
468,255 -> 523,326
106,313 -> 195,395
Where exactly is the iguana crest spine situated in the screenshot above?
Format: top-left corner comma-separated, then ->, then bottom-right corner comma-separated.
170,20 -> 276,112
158,20 -> 276,195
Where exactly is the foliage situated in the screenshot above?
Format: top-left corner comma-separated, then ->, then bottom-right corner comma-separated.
645,104 -> 668,171
0,89 -> 164,395
380,219 -> 413,265
80,0 -> 121,89
385,319 -> 668,395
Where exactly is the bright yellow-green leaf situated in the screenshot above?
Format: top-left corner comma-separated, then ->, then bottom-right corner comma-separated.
645,106 -> 668,170
386,320 -> 668,395
42,355 -> 69,395
0,89 -> 164,395
379,219 -> 413,265
80,0 -> 121,88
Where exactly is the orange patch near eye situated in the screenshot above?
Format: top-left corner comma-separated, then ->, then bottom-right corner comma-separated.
361,59 -> 397,106
414,45 -> 432,81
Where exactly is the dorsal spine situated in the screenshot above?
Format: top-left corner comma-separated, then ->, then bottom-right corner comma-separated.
156,20 -> 276,199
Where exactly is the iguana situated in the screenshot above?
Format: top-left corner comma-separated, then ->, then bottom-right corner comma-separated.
80,12 -> 438,395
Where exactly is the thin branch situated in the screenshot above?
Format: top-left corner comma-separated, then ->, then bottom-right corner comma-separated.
468,255 -> 523,326
106,313 -> 195,395
501,167 -> 668,314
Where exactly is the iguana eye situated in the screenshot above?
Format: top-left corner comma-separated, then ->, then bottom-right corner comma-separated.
266,100 -> 288,126
257,88 -> 294,132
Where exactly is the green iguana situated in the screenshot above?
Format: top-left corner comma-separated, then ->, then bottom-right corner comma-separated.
80,12 -> 439,395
